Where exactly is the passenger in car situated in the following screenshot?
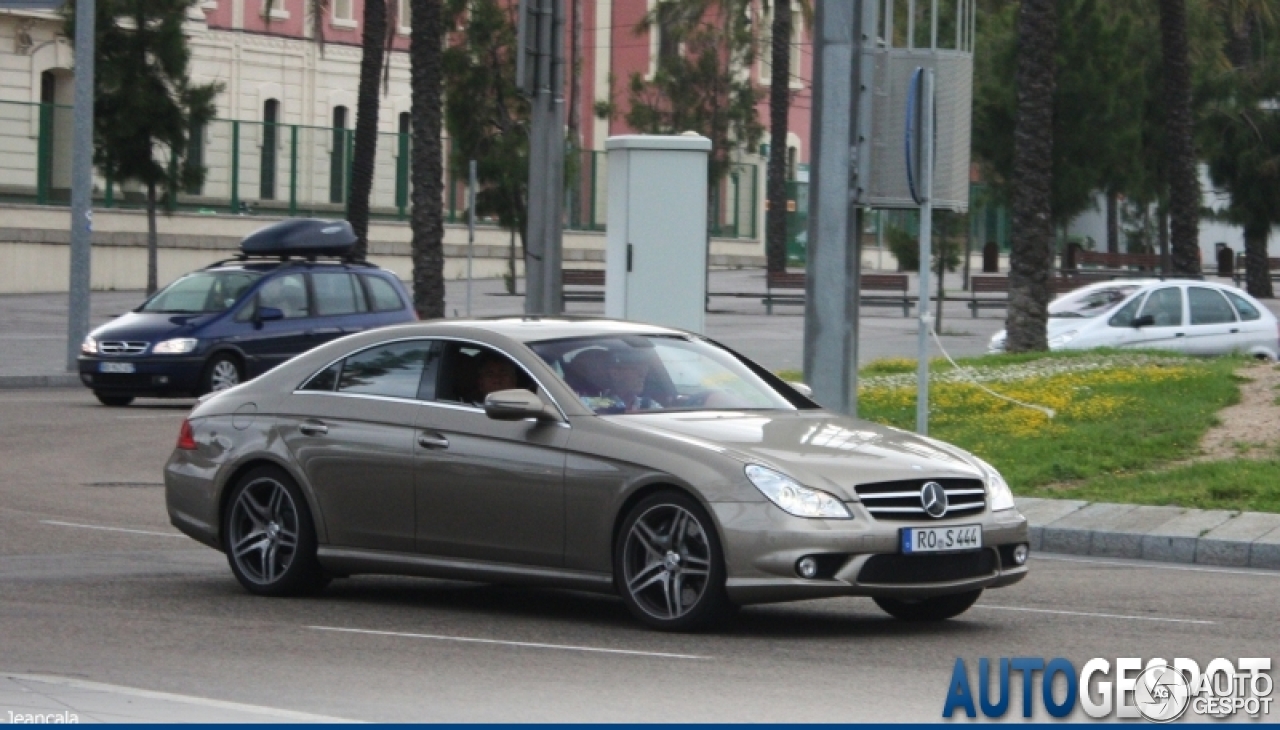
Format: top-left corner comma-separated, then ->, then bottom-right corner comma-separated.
564,348 -> 612,396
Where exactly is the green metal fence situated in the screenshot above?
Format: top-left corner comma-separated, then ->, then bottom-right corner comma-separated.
0,99 -> 759,239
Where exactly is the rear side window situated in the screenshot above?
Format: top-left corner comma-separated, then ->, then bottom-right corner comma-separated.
336,341 -> 435,399
1225,291 -> 1263,321
363,275 -> 406,312
1188,287 -> 1237,325
312,272 -> 366,316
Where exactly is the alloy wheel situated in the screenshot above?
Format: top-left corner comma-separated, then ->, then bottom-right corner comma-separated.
209,359 -> 241,391
621,504 -> 713,621
228,477 -> 299,585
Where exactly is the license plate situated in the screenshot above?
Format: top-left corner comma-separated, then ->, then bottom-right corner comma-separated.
99,362 -> 136,374
901,524 -> 982,554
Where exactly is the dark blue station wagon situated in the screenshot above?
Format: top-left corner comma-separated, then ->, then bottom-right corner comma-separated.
78,219 -> 416,406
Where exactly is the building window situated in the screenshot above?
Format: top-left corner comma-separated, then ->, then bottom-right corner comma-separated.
332,0 -> 357,29
395,112 -> 410,209
260,98 -> 279,201
330,106 -> 349,204
786,146 -> 797,181
397,0 -> 411,33
187,119 -> 206,195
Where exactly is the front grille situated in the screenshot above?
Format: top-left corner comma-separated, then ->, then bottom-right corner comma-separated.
858,550 -> 996,585
854,478 -> 986,521
99,341 -> 149,355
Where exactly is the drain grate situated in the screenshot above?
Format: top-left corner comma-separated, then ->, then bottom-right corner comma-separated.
83,482 -> 164,488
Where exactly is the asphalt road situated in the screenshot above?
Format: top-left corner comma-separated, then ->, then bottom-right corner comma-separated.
0,389 -> 1277,722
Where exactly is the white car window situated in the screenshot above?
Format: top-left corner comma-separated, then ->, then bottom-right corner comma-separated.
1188,287 -> 1237,325
1138,287 -> 1183,327
1224,291 -> 1263,322
1108,296 -> 1144,327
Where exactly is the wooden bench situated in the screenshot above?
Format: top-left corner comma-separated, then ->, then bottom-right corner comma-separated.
1232,255 -> 1280,286
1074,251 -> 1164,277
967,274 -> 1108,317
561,268 -> 605,302
763,271 -> 912,317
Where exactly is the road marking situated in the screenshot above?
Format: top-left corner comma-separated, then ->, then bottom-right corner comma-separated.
40,520 -> 186,539
308,625 -> 712,660
3,674 -> 356,723
1036,553 -> 1280,578
974,604 -> 1214,625
115,414 -> 186,420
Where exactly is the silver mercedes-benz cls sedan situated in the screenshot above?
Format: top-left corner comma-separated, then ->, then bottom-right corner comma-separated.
165,318 -> 1029,631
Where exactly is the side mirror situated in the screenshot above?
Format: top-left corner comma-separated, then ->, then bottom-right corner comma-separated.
484,389 -> 557,421
256,306 -> 285,323
788,382 -> 814,398
1132,314 -> 1155,328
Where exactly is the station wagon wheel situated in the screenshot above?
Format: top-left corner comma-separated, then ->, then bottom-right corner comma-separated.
94,393 -> 134,407
874,589 -> 983,622
615,491 -> 731,631
202,353 -> 243,394
224,465 -> 327,597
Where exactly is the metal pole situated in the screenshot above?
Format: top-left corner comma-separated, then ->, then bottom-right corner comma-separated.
66,0 -> 95,371
915,69 -> 935,435
467,159 -> 476,317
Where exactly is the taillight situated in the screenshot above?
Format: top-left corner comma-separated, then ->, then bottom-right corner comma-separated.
176,419 -> 197,450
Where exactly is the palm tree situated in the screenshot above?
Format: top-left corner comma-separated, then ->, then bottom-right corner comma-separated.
1157,0 -> 1201,276
764,0 -> 793,274
410,0 -> 446,319
348,0 -> 390,259
1005,0 -> 1057,353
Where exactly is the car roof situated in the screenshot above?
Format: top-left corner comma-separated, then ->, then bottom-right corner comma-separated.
380,317 -> 692,344
201,259 -> 394,276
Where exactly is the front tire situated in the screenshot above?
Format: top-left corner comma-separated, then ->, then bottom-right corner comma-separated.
874,589 -> 983,621
223,465 -> 327,597
615,491 -> 732,632
202,353 -> 244,395
94,393 -> 134,407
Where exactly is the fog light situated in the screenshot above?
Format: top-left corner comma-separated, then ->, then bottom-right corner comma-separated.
796,556 -> 819,579
1013,544 -> 1029,565
153,375 -> 169,385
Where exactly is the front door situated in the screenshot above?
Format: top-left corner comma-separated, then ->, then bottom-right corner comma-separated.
233,272 -> 314,375
414,341 -> 568,567
1121,286 -> 1188,352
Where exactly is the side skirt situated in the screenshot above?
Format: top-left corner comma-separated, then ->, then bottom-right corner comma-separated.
316,546 -> 616,595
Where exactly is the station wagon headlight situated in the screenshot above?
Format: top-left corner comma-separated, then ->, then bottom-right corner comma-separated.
152,338 -> 198,355
1047,330 -> 1079,348
974,456 -> 1016,512
80,336 -> 97,355
745,465 -> 852,519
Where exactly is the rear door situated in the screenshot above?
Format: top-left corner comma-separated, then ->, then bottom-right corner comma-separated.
309,270 -> 368,344
1184,286 -> 1241,355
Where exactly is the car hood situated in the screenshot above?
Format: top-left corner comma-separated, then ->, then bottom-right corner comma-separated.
992,316 -> 1095,342
90,311 -> 219,342
604,410 -> 985,500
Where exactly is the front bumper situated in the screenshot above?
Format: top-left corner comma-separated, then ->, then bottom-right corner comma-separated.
78,355 -> 206,396
712,501 -> 1029,605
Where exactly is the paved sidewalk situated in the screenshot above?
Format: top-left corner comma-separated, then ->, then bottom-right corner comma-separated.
1017,496 -> 1280,570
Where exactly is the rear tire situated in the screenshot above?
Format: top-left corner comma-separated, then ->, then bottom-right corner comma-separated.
94,393 -> 134,407
874,589 -> 983,621
614,490 -> 732,632
201,353 -> 244,395
223,465 -> 328,597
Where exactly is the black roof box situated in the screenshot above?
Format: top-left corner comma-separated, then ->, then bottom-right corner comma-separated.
239,219 -> 357,259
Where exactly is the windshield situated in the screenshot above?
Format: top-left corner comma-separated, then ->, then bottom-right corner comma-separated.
1049,284 -> 1141,319
139,271 -> 261,314
529,334 -> 796,415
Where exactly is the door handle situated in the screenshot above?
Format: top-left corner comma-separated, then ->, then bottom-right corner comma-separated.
1175,333 -> 1185,337
299,420 -> 328,436
1231,328 -> 1240,334
417,432 -> 450,449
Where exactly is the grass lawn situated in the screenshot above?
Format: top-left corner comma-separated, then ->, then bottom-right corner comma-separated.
780,351 -> 1280,512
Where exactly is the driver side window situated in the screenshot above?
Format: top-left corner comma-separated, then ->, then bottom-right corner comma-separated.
1138,287 -> 1184,327
240,273 -> 310,321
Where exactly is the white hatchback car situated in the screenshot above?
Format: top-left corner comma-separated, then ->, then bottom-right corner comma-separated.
989,279 -> 1279,359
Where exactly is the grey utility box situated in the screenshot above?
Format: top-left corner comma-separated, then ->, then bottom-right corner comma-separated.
604,134 -> 711,334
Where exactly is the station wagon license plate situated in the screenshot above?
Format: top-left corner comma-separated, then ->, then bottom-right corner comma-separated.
901,524 -> 982,554
99,362 -> 135,374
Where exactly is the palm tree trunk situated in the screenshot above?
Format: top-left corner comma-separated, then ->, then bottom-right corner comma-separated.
1243,220 -> 1275,299
1006,0 -> 1057,353
1158,0 -> 1201,276
349,0 -> 388,259
765,0 -> 792,274
410,0 -> 445,319
1106,190 -> 1119,254
146,181 -> 159,295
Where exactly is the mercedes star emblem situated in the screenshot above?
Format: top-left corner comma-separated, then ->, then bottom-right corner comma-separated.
920,481 -> 948,518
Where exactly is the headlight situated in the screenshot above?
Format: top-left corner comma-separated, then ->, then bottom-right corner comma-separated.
1047,330 -> 1078,349
988,331 -> 1007,353
973,456 -> 1015,512
80,336 -> 97,355
152,338 -> 198,355
744,465 -> 852,519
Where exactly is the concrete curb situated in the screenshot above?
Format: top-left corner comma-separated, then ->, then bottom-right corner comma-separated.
0,373 -> 82,389
1018,497 -> 1280,571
